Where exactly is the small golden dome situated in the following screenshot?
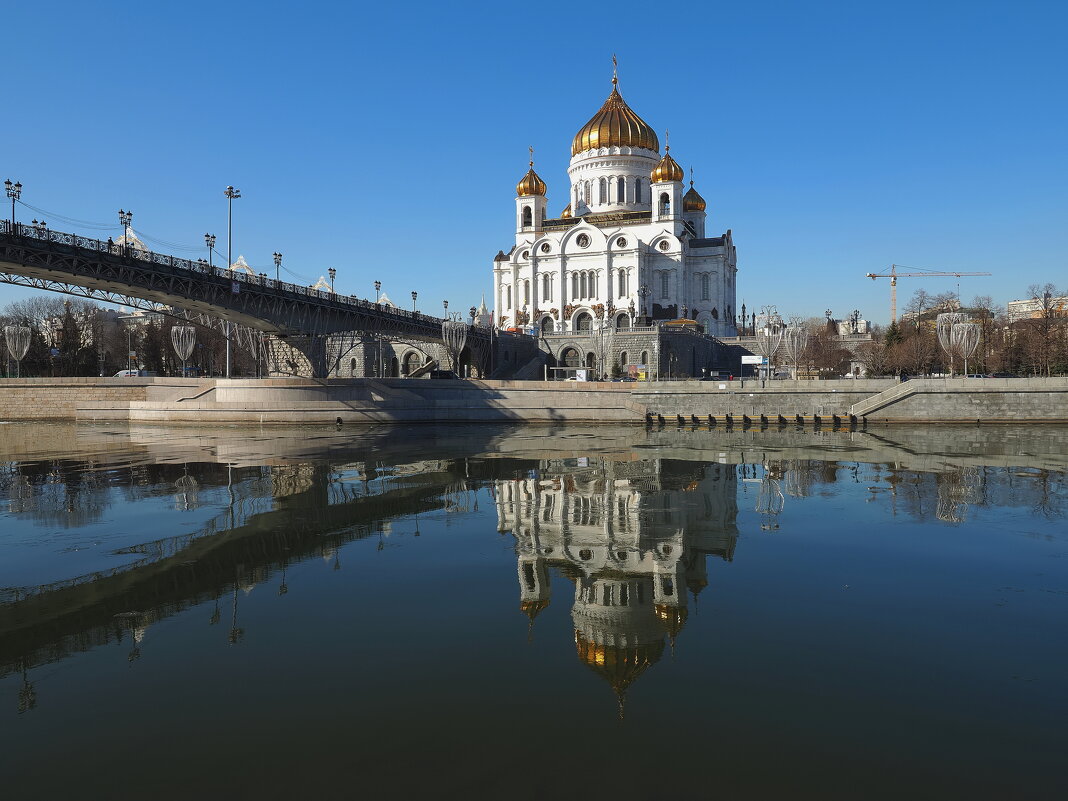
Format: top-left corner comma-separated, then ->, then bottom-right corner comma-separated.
572,79 -> 659,156
683,181 -> 706,212
560,203 -> 572,219
516,160 -> 546,197
520,599 -> 550,620
575,632 -> 664,693
654,603 -> 689,637
650,148 -> 684,183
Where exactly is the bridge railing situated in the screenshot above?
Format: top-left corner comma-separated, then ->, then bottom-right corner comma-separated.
1,220 -> 462,332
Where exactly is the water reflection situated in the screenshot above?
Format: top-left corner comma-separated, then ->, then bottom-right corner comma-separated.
498,458 -> 737,714
1,422 -> 1066,718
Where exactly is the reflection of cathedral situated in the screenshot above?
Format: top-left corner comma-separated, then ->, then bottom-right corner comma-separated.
496,457 -> 738,712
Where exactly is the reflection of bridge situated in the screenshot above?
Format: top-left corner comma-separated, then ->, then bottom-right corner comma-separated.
0,221 -> 494,375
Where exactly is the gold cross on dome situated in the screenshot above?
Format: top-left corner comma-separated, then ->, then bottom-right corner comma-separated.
529,145 -> 534,167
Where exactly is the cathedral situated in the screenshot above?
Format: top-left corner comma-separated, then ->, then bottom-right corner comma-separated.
494,67 -> 738,343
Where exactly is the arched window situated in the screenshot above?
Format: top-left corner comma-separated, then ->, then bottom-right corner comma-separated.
541,315 -> 553,334
598,177 -> 606,204
701,274 -> 710,301
522,206 -> 532,227
660,272 -> 669,299
617,177 -> 625,203
576,313 -> 592,331
571,273 -> 578,298
580,272 -> 588,299
523,280 -> 530,305
618,268 -> 626,297
635,179 -> 642,203
659,192 -> 670,217
506,285 -> 512,308
712,307 -> 719,319
620,351 -> 628,368
584,180 -> 591,204
350,358 -> 358,375
641,350 -> 649,366
542,274 -> 551,302
616,315 -> 630,330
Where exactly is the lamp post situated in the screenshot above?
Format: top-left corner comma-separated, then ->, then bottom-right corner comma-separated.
273,252 -> 282,282
224,186 -> 241,378
638,284 -> 650,321
469,306 -> 476,324
443,299 -> 448,318
374,280 -> 381,303
205,234 -> 216,269
4,179 -> 21,229
328,267 -> 336,293
118,209 -> 133,253
411,291 -> 417,313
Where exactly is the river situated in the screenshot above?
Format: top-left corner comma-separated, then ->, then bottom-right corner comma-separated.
1,422 -> 1066,800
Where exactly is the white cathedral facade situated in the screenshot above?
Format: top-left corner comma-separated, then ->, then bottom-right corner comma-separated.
494,72 -> 738,338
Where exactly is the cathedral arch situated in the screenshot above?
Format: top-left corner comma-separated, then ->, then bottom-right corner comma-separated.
574,311 -> 593,331
521,206 -> 532,227
659,192 -> 670,217
635,178 -> 643,203
598,177 -> 606,204
571,272 -> 579,299
560,346 -> 581,368
541,315 -> 554,334
523,280 -> 530,306
614,313 -> 630,330
541,273 -> 551,302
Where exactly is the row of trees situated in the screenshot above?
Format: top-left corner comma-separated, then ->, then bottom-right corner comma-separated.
857,284 -> 1068,377
1,296 -> 259,377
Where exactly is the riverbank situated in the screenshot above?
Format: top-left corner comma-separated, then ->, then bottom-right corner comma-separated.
0,376 -> 1065,424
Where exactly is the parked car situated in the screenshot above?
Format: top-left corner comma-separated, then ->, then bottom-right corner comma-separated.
965,373 -> 992,379
427,370 -> 459,380
113,369 -> 158,377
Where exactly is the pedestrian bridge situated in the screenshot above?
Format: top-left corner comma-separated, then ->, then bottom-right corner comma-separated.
0,220 -> 491,366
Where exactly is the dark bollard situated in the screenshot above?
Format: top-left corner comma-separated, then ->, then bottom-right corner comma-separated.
691,414 -> 700,426
725,413 -> 733,427
677,414 -> 685,426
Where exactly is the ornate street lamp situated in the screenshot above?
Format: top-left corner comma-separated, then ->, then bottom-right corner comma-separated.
443,299 -> 449,318
223,186 -> 241,378
205,233 -> 216,269
469,306 -> 477,324
328,267 -> 337,293
411,291 -> 418,312
273,252 -> 282,282
638,284 -> 650,319
118,209 -> 133,252
374,280 -> 381,303
4,179 -> 21,229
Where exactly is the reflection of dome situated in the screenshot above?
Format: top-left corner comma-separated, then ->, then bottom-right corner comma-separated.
650,149 -> 684,183
686,576 -> 708,595
683,181 -> 706,212
575,632 -> 664,693
516,162 -> 547,196
520,598 -> 550,620
654,604 -> 688,638
572,81 -> 659,156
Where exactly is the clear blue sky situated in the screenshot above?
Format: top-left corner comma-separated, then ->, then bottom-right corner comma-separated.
3,0 -> 1064,325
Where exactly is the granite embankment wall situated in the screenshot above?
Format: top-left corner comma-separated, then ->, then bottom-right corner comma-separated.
1,376 -> 1065,424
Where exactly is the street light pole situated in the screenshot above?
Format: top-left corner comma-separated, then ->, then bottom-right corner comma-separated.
328,267 -> 336,294
374,280 -> 381,303
4,179 -> 21,229
411,291 -> 417,313
443,299 -> 448,318
205,233 -> 216,269
224,186 -> 241,378
273,252 -> 282,283
118,209 -> 133,253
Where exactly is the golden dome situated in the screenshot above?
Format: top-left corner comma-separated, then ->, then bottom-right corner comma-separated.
516,160 -> 546,197
572,79 -> 659,156
654,603 -> 689,637
650,148 -> 684,183
520,599 -> 550,620
575,632 -> 664,693
560,203 -> 572,219
683,181 -> 706,212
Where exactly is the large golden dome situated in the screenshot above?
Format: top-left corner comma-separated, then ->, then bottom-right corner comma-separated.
572,79 -> 659,156
683,181 -> 706,212
650,148 -> 685,183
516,161 -> 546,197
575,632 -> 665,693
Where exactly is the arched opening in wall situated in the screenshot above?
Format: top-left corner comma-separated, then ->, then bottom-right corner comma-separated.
617,176 -> 625,203
615,314 -> 630,330
584,180 -> 591,204
585,352 -> 596,369
574,312 -> 592,331
617,268 -> 626,297
542,274 -> 551,302
402,351 -> 420,376
560,347 -> 581,368
635,178 -> 643,203
580,272 -> 588,299
641,350 -> 649,366
523,280 -> 530,305
620,351 -> 628,368
350,357 -> 358,376
541,316 -> 554,334
659,192 -> 670,217
571,273 -> 578,299
522,206 -> 532,227
598,177 -> 606,204
506,286 -> 512,308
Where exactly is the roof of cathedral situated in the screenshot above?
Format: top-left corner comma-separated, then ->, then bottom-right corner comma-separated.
683,180 -> 707,212
650,147 -> 685,183
516,160 -> 547,197
572,77 -> 659,156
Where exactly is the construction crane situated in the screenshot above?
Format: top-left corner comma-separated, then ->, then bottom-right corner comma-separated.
866,264 -> 991,322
